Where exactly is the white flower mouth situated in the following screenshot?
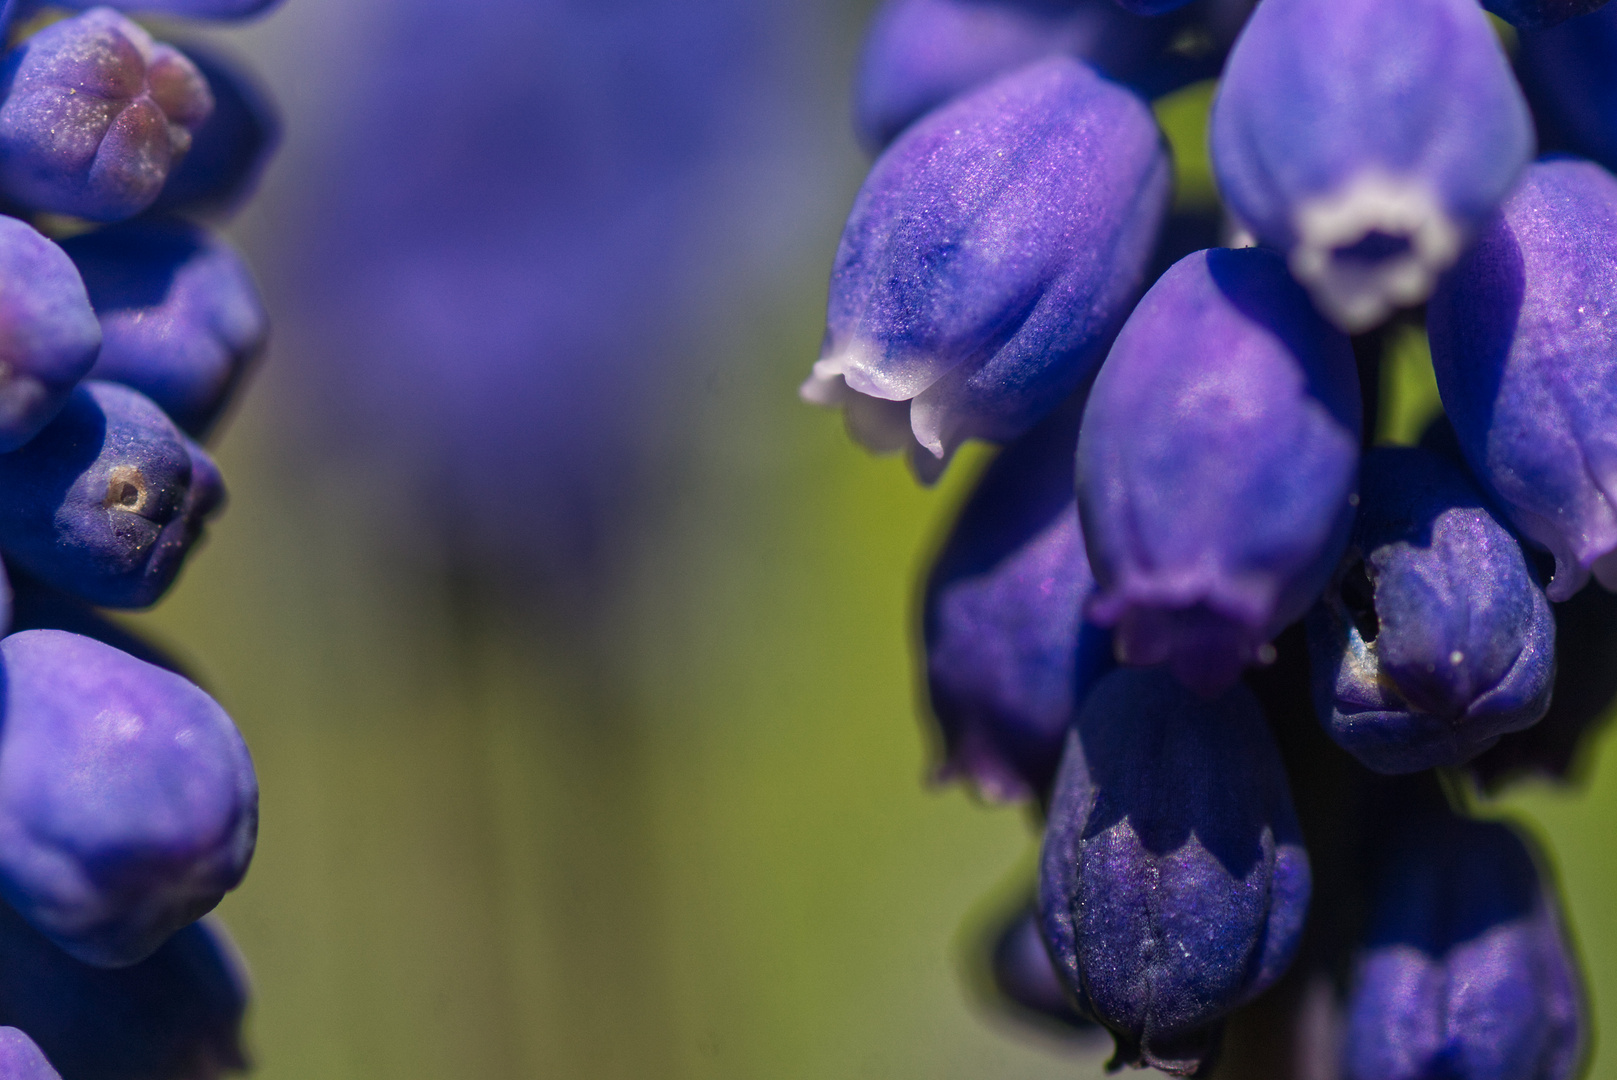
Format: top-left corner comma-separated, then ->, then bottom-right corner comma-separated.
800,354 -> 956,484
1289,172 -> 1461,333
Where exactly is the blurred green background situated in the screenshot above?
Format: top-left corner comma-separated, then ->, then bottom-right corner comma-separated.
104,5 -> 1617,1079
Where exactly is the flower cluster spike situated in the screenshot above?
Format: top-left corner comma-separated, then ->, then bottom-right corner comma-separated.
807,0 -> 1617,1073
0,0 -> 283,1074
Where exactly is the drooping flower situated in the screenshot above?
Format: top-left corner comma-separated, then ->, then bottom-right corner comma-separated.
1078,246 -> 1360,695
804,56 -> 1170,482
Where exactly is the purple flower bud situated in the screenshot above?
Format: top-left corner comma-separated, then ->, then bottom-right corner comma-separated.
149,44 -> 279,219
1517,8 -> 1617,174
923,405 -> 1111,801
1344,816 -> 1584,1080
1209,0 -> 1533,331
1428,158 -> 1617,601
0,381 -> 225,609
1078,247 -> 1360,695
0,216 -> 100,453
0,906 -> 248,1079
803,56 -> 1170,481
64,221 -> 267,439
0,630 -> 255,967
0,1028 -> 60,1080
988,906 -> 1098,1034
1305,447 -> 1555,774
1470,583 -> 1617,788
1039,668 -> 1310,1075
1488,0 -> 1608,28
0,8 -> 213,221
852,0 -> 1206,152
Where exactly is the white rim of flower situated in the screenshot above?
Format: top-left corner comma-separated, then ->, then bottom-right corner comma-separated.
1289,172 -> 1461,333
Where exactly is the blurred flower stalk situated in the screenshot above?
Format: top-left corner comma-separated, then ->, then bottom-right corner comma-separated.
807,0 -> 1617,1075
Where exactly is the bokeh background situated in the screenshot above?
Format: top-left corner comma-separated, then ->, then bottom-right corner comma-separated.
103,1 -> 1617,1076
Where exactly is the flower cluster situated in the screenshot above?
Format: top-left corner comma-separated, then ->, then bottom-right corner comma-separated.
806,0 -> 1617,1074
0,2 -> 280,1076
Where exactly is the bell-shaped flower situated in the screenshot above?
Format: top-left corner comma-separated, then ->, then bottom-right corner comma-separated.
0,215 -> 101,453
0,630 -> 256,967
1517,8 -> 1617,174
1429,158 -> 1617,601
803,56 -> 1170,482
0,906 -> 248,1079
0,382 -> 225,609
1078,247 -> 1360,696
1039,667 -> 1311,1075
64,220 -> 268,439
1305,446 -> 1555,774
1344,815 -> 1584,1080
149,44 -> 279,218
0,8 -> 213,221
0,1029 -> 61,1080
1471,583 -> 1617,788
1487,0 -> 1609,27
1209,0 -> 1533,331
923,405 -> 1111,801
853,0 -> 1209,152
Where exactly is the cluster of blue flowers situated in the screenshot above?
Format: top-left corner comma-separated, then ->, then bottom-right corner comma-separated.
0,1 -> 279,1076
806,0 -> 1617,1074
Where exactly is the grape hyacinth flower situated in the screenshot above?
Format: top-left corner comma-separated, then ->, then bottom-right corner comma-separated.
149,44 -> 278,219
0,216 -> 101,453
1429,157 -> 1617,600
923,405 -> 1111,802
1305,446 -> 1555,774
803,56 -> 1170,481
64,221 -> 268,439
0,631 -> 256,968
1078,247 -> 1360,695
1210,0 -> 1533,331
1040,668 -> 1310,1074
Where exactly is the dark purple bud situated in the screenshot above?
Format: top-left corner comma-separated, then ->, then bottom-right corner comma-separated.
1039,668 -> 1311,1075
923,405 -> 1111,801
64,220 -> 267,439
803,56 -> 1169,481
1517,8 -> 1617,173
1344,816 -> 1584,1080
1470,583 -> 1617,787
0,905 -> 248,1080
1488,0 -> 1608,28
0,9 -> 213,221
0,630 -> 255,967
0,216 -> 100,453
988,906 -> 1099,1034
149,44 -> 279,218
853,0 -> 1205,152
1078,247 -> 1360,695
0,1028 -> 60,1080
1210,0 -> 1533,331
1305,447 -> 1555,773
0,381 -> 225,609
1429,158 -> 1617,601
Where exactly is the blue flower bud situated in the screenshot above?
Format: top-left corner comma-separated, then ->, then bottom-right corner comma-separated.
0,381 -> 225,609
803,56 -> 1170,481
1040,667 -> 1311,1075
923,405 -> 1111,801
853,0 -> 1208,152
0,216 -> 100,453
0,1028 -> 60,1080
0,630 -> 255,967
1517,9 -> 1617,174
0,9 -> 213,221
1486,0 -> 1608,27
1209,0 -> 1534,331
149,44 -> 279,218
988,906 -> 1098,1034
0,906 -> 248,1080
1078,247 -> 1360,695
1471,583 -> 1617,788
1305,446 -> 1555,774
1344,816 -> 1584,1080
1428,158 -> 1617,601
64,221 -> 267,439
